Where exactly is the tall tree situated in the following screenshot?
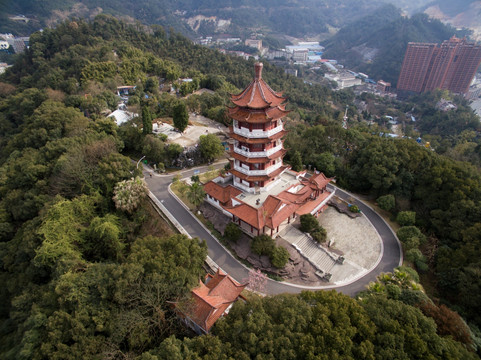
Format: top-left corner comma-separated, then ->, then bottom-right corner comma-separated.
186,182 -> 205,210
142,106 -> 153,135
291,150 -> 303,172
173,102 -> 189,133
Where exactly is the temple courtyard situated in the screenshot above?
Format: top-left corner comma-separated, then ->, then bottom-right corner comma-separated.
201,199 -> 382,287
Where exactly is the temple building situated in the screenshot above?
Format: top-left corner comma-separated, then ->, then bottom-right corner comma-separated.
204,62 -> 335,237
173,269 -> 246,334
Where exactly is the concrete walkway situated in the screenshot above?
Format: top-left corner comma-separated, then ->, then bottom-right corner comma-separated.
278,225 -> 367,284
278,225 -> 337,273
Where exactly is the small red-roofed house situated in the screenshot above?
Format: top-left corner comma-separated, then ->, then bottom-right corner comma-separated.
174,269 -> 247,334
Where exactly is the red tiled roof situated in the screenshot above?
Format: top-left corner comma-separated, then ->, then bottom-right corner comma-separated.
231,63 -> 286,109
228,105 -> 289,123
204,182 -> 242,205
308,173 -> 332,190
183,269 -> 246,333
296,191 -> 331,215
223,173 -> 333,231
230,165 -> 289,182
228,202 -> 265,229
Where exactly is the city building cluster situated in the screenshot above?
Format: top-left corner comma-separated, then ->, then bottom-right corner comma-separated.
397,36 -> 481,97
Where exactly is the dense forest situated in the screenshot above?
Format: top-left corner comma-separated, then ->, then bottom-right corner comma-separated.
323,5 -> 469,85
1,16 -> 481,358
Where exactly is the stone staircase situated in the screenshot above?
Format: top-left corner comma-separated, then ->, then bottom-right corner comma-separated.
279,225 -> 339,275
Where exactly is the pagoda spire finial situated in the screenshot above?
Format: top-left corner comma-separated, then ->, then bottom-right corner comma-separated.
255,62 -> 263,80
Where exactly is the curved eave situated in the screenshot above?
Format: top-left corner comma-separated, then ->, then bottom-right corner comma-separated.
230,79 -> 286,109
230,165 -> 289,181
228,106 -> 290,123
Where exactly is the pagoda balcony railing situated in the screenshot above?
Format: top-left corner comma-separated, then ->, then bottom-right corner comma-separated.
233,144 -> 283,158
232,124 -> 283,139
233,161 -> 283,176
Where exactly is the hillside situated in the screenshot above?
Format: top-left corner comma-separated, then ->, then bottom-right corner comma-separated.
423,0 -> 481,41
322,5 -> 467,86
0,16 -> 481,359
2,0 -> 391,38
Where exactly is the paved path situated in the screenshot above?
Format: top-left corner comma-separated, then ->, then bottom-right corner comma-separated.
144,164 -> 402,296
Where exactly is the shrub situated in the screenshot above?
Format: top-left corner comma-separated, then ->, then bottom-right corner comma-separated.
191,175 -> 200,183
396,211 -> 416,226
396,226 -> 426,245
251,234 -> 275,256
224,222 -> 242,243
377,194 -> 395,211
404,237 -> 420,251
300,214 -> 319,233
270,246 -> 290,268
415,259 -> 429,273
311,227 -> 327,243
349,204 -> 360,213
405,248 -> 424,263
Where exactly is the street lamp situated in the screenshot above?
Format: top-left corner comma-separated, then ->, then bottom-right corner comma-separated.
136,155 -> 146,169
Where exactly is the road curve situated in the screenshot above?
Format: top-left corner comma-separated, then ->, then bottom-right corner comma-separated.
145,165 -> 402,296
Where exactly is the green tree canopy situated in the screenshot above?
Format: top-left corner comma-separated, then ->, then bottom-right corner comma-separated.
396,211 -> 416,226
173,102 -> 189,133
198,134 -> 224,162
377,194 -> 395,211
300,213 -> 320,233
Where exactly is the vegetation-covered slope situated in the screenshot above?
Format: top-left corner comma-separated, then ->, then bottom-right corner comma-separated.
0,16 -> 480,359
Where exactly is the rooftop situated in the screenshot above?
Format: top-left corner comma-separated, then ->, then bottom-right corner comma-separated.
177,269 -> 246,333
237,170 -> 300,208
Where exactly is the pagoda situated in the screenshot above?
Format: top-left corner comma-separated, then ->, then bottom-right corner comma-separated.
203,63 -> 334,237
228,62 -> 290,193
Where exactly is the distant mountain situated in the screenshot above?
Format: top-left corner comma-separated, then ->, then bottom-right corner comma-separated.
422,0 -> 481,41
322,5 -> 467,86
1,0 -> 392,38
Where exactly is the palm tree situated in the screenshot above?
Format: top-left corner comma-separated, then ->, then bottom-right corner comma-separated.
186,182 -> 206,210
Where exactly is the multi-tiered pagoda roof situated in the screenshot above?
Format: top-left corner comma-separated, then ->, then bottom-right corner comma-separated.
203,63 -> 334,237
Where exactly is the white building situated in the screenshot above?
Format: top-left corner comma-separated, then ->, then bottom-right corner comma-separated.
325,73 -> 362,89
292,49 -> 308,62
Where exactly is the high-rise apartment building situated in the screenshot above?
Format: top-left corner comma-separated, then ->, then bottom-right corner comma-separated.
397,36 -> 481,95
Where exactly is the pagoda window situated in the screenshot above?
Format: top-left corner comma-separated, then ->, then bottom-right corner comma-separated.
251,143 -> 263,150
249,123 -> 252,132
252,123 -> 263,130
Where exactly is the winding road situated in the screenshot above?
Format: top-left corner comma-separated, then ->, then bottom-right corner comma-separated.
144,163 -> 402,296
